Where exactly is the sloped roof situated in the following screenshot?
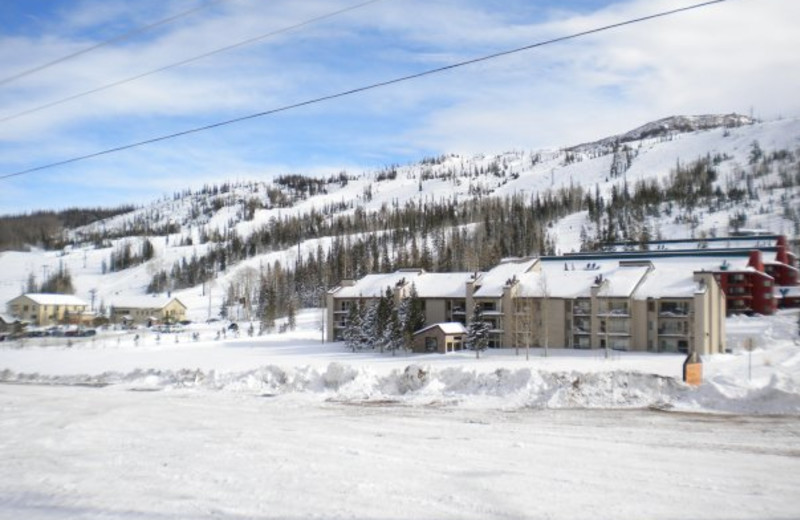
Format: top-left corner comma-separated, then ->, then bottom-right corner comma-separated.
111,296 -> 185,310
473,258 -> 538,298
516,260 -> 650,299
17,293 -> 88,306
334,270 -> 472,299
0,312 -> 20,324
413,273 -> 474,299
414,322 -> 467,336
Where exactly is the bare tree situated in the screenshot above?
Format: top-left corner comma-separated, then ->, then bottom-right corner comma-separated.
539,273 -> 550,358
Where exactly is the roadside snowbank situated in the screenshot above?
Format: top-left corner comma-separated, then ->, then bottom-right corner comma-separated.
3,361 -> 798,415
2,310 -> 798,415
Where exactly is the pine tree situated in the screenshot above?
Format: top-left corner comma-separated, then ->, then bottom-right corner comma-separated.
286,299 -> 297,331
361,300 -> 379,350
404,283 -> 425,337
375,287 -> 394,353
343,303 -> 362,352
467,305 -> 491,359
382,309 -> 404,356
26,273 -> 37,293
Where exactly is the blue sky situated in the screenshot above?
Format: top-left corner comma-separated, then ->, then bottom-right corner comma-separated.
0,0 -> 798,214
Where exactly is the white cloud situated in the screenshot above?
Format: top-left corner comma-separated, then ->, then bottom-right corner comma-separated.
1,0 -> 798,212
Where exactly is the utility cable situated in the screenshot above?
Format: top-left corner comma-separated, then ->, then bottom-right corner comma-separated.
0,0 -> 730,181
0,0 -> 387,124
0,0 -> 231,87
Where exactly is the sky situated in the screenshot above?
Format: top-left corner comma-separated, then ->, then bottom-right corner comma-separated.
0,0 -> 798,214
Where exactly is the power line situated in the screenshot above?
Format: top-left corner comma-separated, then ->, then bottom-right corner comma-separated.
0,0 -> 729,181
0,0 -> 387,124
0,0 -> 231,87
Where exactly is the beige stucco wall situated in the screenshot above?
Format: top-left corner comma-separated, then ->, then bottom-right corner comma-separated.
8,295 -> 87,326
326,270 -> 727,356
424,299 -> 447,325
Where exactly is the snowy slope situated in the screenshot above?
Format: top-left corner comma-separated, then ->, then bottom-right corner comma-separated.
1,115 -> 799,320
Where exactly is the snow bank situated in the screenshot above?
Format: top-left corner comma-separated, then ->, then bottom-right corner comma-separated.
3,362 -> 798,415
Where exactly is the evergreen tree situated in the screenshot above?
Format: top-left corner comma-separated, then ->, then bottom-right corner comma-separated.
26,273 -> 37,293
343,303 -> 362,352
466,305 -> 491,359
286,299 -> 297,331
404,283 -> 425,336
40,263 -> 74,294
361,300 -> 379,350
375,287 -> 394,352
382,309 -> 404,356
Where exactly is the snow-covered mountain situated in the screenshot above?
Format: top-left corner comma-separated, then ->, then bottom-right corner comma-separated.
1,114 -> 799,320
569,114 -> 755,153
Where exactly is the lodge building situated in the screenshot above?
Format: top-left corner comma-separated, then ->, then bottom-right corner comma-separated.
326,235 -> 799,355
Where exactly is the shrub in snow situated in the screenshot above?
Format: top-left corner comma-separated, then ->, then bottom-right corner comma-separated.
396,365 -> 429,394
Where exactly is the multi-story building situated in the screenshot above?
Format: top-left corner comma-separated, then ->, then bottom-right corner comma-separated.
583,234 -> 799,314
7,293 -> 90,326
325,269 -> 476,342
326,255 -> 727,355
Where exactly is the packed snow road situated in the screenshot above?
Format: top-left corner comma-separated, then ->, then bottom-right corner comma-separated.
1,384 -> 798,520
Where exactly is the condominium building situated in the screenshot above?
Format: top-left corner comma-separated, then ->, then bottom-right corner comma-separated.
326,255 -> 727,355
567,234 -> 799,315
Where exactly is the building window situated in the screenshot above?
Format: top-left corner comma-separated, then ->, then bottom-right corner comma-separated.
425,337 -> 438,352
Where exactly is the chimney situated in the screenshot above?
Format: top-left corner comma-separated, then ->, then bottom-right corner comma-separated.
748,250 -> 764,272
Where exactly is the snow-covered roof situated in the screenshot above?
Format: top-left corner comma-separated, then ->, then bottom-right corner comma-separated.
413,273 -> 474,299
634,260 -> 705,299
334,271 -> 416,299
415,322 -> 467,336
334,270 -> 473,299
473,258 -> 538,298
514,257 -> 733,300
18,293 -> 88,306
111,296 -> 184,310
0,312 -> 19,323
515,260 -> 650,299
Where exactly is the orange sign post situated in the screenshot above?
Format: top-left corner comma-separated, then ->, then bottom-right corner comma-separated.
683,351 -> 703,386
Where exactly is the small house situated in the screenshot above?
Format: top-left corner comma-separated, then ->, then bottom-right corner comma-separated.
411,322 -> 467,354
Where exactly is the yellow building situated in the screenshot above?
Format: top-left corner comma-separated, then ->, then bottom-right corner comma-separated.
7,293 -> 89,326
110,296 -> 188,326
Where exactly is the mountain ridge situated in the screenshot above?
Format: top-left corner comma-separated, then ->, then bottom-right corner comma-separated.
1,114 -> 798,323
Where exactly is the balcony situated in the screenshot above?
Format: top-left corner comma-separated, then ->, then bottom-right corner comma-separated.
658,302 -> 690,317
658,324 -> 688,336
573,337 -> 591,349
573,317 -> 591,335
598,309 -> 630,318
572,304 -> 591,316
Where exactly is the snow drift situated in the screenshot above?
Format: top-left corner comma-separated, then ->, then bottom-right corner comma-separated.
3,362 -> 798,415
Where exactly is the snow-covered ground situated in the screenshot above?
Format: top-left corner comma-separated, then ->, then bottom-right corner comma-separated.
1,310 -> 799,519
2,385 -> 798,520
